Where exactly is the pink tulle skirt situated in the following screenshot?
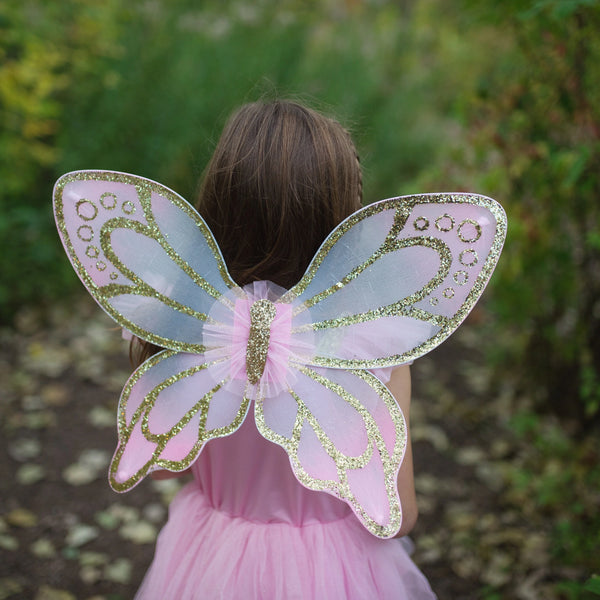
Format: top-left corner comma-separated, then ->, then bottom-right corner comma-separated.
136,481 -> 436,599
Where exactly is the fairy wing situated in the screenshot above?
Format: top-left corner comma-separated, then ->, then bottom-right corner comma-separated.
110,350 -> 250,491
254,193 -> 506,536
283,193 -> 507,368
53,170 -> 237,352
255,365 -> 406,538
54,171 -> 250,488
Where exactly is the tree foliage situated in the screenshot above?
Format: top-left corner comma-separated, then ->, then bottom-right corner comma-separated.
1,0 -> 598,430
452,0 -> 600,423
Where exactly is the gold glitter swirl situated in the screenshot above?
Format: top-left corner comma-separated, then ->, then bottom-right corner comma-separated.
246,299 -> 277,384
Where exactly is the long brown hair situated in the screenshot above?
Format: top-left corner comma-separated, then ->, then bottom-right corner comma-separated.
132,100 -> 362,365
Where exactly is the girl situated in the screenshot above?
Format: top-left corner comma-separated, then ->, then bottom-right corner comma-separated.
132,100 -> 436,598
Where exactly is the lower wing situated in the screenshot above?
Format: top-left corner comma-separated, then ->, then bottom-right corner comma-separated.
254,365 -> 407,538
109,350 -> 250,491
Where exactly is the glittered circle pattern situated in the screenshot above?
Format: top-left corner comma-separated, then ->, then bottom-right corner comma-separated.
443,288 -> 455,299
122,201 -> 136,215
100,192 -> 118,210
414,217 -> 429,231
435,213 -> 455,232
429,297 -> 439,306
76,199 -> 98,221
453,270 -> 469,285
96,261 -> 107,271
86,245 -> 100,258
458,219 -> 482,243
77,225 -> 94,242
459,249 -> 478,267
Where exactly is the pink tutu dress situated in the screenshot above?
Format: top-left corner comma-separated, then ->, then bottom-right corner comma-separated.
135,413 -> 436,599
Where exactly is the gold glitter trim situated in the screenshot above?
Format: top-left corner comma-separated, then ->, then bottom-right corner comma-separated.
109,350 -> 249,491
254,366 -> 405,538
246,299 -> 277,384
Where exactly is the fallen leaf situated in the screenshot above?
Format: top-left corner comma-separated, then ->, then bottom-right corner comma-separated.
7,438 -> 42,462
411,424 -> 449,451
30,538 -> 57,559
119,520 -> 157,544
103,558 -> 132,584
88,406 -> 114,428
34,586 -> 76,600
0,535 -> 19,551
455,446 -> 487,466
94,510 -> 119,531
62,463 -> 98,486
23,412 -> 57,430
5,508 -> 38,527
26,342 -> 71,378
79,551 -> 109,567
0,577 -> 23,600
79,566 -> 102,585
65,524 -> 99,548
40,383 -> 69,407
16,463 -> 46,485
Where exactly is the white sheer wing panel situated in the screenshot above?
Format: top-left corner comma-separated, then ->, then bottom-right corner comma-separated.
53,171 -> 237,352
255,366 -> 406,538
285,194 -> 507,368
109,350 -> 250,492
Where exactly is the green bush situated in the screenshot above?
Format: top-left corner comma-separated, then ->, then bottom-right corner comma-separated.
418,0 -> 600,425
0,0 -> 445,321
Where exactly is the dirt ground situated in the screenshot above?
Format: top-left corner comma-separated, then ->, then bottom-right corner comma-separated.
0,298 -> 586,599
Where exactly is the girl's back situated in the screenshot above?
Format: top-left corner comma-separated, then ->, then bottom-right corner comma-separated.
131,100 -> 436,599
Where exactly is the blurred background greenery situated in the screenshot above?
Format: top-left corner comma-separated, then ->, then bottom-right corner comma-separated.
1,0 -> 599,597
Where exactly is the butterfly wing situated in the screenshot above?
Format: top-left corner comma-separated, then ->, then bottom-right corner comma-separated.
260,193 -> 505,536
54,170 -> 249,488
110,349 -> 250,491
283,193 -> 507,368
255,365 -> 406,538
53,170 -> 237,352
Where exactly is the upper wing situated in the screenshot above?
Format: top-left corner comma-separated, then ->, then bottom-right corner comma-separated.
53,170 -> 237,353
255,365 -> 406,538
282,193 -> 507,368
